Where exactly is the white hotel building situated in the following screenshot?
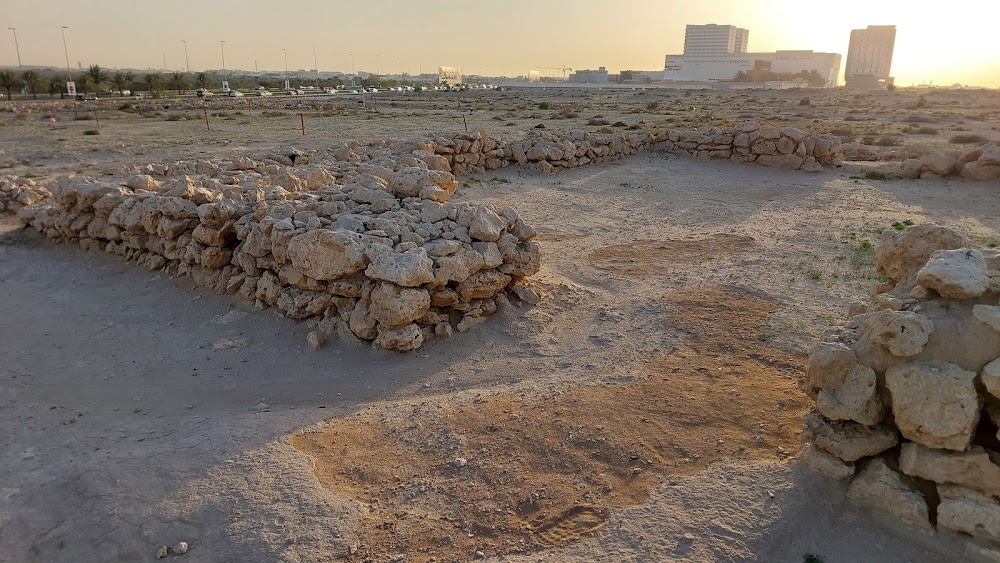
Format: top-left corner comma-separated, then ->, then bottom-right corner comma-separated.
663,24 -> 842,88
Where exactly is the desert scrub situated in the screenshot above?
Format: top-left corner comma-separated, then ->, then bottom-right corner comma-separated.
949,133 -> 986,144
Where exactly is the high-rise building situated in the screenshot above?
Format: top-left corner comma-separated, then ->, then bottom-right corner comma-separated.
845,25 -> 896,88
683,24 -> 749,56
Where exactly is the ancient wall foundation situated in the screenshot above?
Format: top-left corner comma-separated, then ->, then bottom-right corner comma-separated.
802,224 -> 1000,544
15,157 -> 540,352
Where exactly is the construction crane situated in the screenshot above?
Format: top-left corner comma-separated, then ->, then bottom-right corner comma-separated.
540,67 -> 573,79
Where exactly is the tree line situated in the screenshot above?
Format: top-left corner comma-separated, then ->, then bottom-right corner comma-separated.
0,65 -> 216,100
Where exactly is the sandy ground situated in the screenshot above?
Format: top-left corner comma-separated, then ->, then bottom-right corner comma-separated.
2,87 -> 1000,562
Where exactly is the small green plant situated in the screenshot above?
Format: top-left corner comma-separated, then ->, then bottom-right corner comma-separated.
488,177 -> 511,184
860,136 -> 875,145
803,555 -> 825,563
806,268 -> 823,280
83,129 -> 100,135
799,97 -> 811,106
756,328 -> 774,342
891,219 -> 915,231
862,171 -> 887,180
537,102 -> 551,110
988,241 -> 998,248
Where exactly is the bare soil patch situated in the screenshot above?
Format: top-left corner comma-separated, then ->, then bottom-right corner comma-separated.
292,286 -> 809,562
588,235 -> 756,277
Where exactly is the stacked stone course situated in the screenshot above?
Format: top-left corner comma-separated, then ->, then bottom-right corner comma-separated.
842,142 -> 1000,181
15,155 -> 540,352
658,122 -> 842,172
802,223 -> 1000,544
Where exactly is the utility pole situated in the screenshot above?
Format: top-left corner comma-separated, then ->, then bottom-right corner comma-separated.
61,26 -> 72,83
313,43 -> 318,86
182,40 -> 190,73
220,40 -> 226,82
350,53 -> 354,76
8,28 -> 22,69
283,48 -> 287,84
162,52 -> 167,72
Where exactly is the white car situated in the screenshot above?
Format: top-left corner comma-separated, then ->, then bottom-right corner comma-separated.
196,88 -> 214,98
257,89 -> 272,97
228,90 -> 244,97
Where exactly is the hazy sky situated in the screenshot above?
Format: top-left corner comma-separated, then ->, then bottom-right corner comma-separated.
3,0 -> 999,87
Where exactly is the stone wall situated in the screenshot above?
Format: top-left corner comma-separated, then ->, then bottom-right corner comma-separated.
802,224 -> 1000,544
656,123 -> 842,172
842,142 -> 1000,181
16,158 -> 541,352
0,177 -> 50,214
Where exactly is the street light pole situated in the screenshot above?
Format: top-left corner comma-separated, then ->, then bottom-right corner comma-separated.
182,40 -> 190,73
283,48 -> 287,83
60,25 -> 73,91
313,43 -> 318,87
220,40 -> 226,83
350,53 -> 354,76
8,28 -> 22,69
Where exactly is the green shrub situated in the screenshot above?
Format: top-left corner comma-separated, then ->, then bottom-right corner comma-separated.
862,171 -> 887,180
83,129 -> 100,135
537,102 -> 551,110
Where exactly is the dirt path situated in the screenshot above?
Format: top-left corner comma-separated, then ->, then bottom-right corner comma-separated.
2,153 -> 997,562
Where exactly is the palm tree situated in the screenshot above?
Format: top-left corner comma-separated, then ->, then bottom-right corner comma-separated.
169,72 -> 189,94
21,70 -> 44,100
145,73 -> 165,97
86,65 -> 109,93
112,72 -> 128,95
195,72 -> 208,89
48,77 -> 64,98
0,71 -> 18,100
76,75 -> 92,95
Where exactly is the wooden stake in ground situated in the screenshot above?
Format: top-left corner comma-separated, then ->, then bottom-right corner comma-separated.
300,112 -> 305,136
203,106 -> 210,131
93,105 -> 100,127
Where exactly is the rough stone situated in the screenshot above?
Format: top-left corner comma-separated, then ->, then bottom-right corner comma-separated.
368,283 -> 431,328
983,357 -> 1000,399
885,361 -> 981,451
286,229 -> 367,281
374,323 -> 424,352
468,206 -> 504,242
365,248 -> 435,287
803,410 -> 899,462
937,485 -> 1000,542
876,224 -> 969,288
805,342 -> 884,425
916,249 -> 990,299
863,310 -> 935,357
899,442 -> 1000,498
846,459 -> 933,533
974,305 -> 1000,332
798,443 -> 856,481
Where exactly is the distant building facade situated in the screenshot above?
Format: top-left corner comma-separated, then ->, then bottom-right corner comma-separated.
664,50 -> 841,88
845,25 -> 896,88
663,23 -> 841,87
568,67 -> 609,83
683,24 -> 749,56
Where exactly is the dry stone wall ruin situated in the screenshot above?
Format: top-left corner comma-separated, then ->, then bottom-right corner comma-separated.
842,142 -> 1000,181
802,224 -> 1000,545
14,150 -> 541,352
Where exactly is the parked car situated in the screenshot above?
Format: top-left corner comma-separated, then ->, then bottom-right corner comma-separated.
227,90 -> 244,97
257,89 -> 272,97
195,88 -> 214,98
76,94 -> 98,101
322,87 -> 337,94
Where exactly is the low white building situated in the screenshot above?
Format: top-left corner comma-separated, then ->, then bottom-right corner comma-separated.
663,50 -> 842,87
